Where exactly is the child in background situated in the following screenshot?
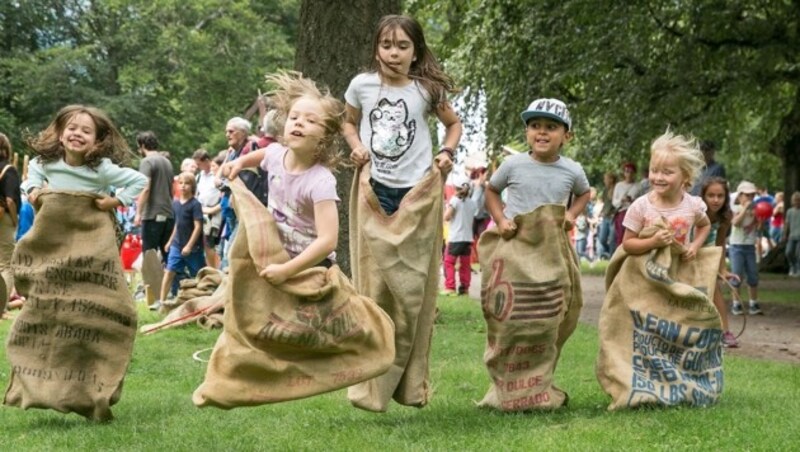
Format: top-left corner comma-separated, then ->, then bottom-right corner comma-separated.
485,98 -> 590,237
728,181 -> 763,315
575,210 -> 591,261
158,172 -> 204,308
224,71 -> 343,283
622,131 -> 710,259
770,192 -> 784,250
441,182 -> 477,296
700,177 -> 738,347
783,191 -> 800,277
26,105 -> 146,212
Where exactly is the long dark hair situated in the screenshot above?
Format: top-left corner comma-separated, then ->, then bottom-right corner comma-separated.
701,176 -> 732,228
370,15 -> 458,112
28,104 -> 131,169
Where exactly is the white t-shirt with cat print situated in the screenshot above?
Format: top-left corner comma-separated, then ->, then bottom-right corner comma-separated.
345,72 -> 434,188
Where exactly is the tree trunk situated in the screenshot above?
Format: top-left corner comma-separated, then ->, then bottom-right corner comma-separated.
294,0 -> 401,276
783,135 -> 800,198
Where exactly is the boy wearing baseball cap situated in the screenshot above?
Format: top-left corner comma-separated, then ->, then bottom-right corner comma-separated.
485,98 -> 590,238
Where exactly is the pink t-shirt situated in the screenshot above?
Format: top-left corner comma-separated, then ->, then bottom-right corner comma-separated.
260,144 -> 340,260
622,192 -> 707,245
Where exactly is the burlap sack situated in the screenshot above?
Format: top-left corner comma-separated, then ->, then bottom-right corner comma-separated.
477,205 -> 583,411
193,179 -> 395,408
596,223 -> 723,409
4,190 -> 137,421
347,163 -> 445,412
139,268 -> 226,334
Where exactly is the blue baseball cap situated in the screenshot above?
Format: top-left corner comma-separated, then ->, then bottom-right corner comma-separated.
520,98 -> 572,130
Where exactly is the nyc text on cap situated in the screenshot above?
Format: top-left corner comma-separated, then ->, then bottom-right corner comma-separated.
520,98 -> 572,130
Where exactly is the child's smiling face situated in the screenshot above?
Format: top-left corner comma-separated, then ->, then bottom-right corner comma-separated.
525,117 -> 571,163
60,112 -> 97,164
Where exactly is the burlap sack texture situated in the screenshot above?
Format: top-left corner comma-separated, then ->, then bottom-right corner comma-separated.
347,162 -> 445,412
4,190 -> 137,421
477,205 -> 583,411
596,223 -> 723,409
193,179 -> 395,408
139,267 -> 226,334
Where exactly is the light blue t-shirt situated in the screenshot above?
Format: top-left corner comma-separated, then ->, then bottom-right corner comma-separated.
27,157 -> 147,207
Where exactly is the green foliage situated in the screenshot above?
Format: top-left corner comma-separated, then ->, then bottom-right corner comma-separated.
0,0 -> 297,164
409,0 -> 797,188
0,297 -> 798,449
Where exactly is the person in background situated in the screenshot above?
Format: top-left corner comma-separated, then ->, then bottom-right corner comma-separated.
783,191 -> 800,277
157,172 -> 204,310
194,148 -> 222,268
754,185 -> 775,257
699,177 -> 739,347
441,182 -> 477,296
690,140 -> 726,196
134,131 -> 175,263
0,133 -> 20,318
596,171 -> 617,259
612,162 -> 641,248
729,181 -> 763,316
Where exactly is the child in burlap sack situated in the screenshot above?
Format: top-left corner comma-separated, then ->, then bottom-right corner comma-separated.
480,98 -> 590,411
25,104 -> 146,214
194,72 -> 395,408
597,131 -> 722,409
342,15 -> 462,412
6,105 -> 145,421
223,71 -> 344,281
620,132 -> 710,260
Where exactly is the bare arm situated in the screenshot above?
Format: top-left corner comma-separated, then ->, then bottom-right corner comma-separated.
134,180 -> 151,226
220,148 -> 266,181
5,198 -> 17,227
622,227 -> 673,255
566,190 -> 591,228
182,219 -> 203,256
343,103 -> 370,167
436,102 -> 462,151
682,214 -> 711,261
485,184 -> 516,239
444,201 -> 456,222
260,200 -> 339,284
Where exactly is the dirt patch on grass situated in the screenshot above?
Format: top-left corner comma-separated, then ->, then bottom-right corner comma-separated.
577,275 -> 800,365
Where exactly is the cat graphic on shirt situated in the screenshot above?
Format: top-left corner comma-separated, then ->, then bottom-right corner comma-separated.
369,98 -> 416,161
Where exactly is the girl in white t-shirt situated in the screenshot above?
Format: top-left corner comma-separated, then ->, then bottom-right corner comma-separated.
343,14 -> 462,215
622,131 -> 710,259
224,72 -> 343,285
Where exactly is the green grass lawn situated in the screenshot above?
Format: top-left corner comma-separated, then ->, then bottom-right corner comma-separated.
0,294 -> 797,451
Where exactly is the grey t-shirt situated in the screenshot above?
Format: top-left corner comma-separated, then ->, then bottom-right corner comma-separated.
345,72 -> 433,188
489,152 -> 590,218
139,153 -> 174,220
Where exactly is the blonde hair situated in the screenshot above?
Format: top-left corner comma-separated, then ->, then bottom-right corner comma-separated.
791,191 -> 800,206
177,171 -> 197,195
265,71 -> 344,169
649,130 -> 705,189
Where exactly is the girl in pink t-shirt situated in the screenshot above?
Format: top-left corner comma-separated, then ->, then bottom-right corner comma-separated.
223,72 -> 344,284
622,131 -> 711,259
